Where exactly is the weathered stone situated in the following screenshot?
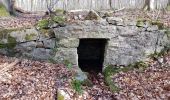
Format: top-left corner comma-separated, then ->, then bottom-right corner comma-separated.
57,38 -> 79,48
43,38 -> 56,48
117,26 -> 139,37
106,17 -> 123,25
75,68 -> 88,82
54,48 -> 78,65
10,28 -> 38,42
147,25 -> 158,31
0,18 -> 169,69
54,20 -> 117,39
24,48 -> 53,60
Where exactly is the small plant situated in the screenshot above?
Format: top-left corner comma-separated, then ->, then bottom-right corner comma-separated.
64,60 -> 73,70
105,76 -> 120,92
71,79 -> 83,94
133,61 -> 149,71
103,65 -> 121,92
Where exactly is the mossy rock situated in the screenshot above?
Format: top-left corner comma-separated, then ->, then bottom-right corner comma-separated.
136,20 -> 145,27
52,16 -> 65,24
0,35 -> 17,49
7,35 -> 17,48
39,29 -> 55,38
0,4 -> 10,16
37,19 -> 49,29
25,33 -> 37,41
0,28 -> 20,39
151,21 -> 164,29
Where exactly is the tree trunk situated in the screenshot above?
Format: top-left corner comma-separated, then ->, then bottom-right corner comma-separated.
143,0 -> 150,10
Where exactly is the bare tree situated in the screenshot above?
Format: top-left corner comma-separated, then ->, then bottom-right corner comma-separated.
45,0 -> 59,15
143,0 -> 150,10
0,0 -> 15,15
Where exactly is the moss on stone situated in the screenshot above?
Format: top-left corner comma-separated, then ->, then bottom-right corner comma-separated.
136,20 -> 145,27
0,4 -> 10,16
7,35 -> 17,49
52,16 -> 65,24
39,29 -> 55,38
136,19 -> 164,29
25,33 -> 37,41
37,19 -> 49,29
151,20 -> 164,29
0,28 -> 19,39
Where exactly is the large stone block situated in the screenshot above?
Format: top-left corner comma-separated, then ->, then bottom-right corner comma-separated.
54,20 -> 118,39
10,28 -> 39,42
54,48 -> 78,65
56,38 -> 79,48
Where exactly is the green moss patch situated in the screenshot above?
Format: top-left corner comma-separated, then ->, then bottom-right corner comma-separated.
71,79 -> 83,94
25,33 -> 37,41
136,19 -> 164,29
151,20 -> 164,29
37,19 -> 49,29
0,4 -> 10,16
52,16 -> 65,24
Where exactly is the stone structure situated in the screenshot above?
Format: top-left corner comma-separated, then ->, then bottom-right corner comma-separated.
0,17 -> 169,70
54,18 -> 169,67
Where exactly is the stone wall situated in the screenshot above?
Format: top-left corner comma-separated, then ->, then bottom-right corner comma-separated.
54,18 -> 170,66
0,18 -> 169,68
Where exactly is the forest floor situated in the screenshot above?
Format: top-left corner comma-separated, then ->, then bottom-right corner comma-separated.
0,52 -> 169,100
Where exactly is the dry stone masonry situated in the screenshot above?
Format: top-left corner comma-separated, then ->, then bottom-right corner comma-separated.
0,17 -> 169,70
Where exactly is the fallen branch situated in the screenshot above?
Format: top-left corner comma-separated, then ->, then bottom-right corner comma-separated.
114,7 -> 125,13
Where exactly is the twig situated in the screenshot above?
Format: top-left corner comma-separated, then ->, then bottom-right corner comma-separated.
114,7 -> 125,13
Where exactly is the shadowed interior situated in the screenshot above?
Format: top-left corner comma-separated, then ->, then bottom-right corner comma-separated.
77,39 -> 107,73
